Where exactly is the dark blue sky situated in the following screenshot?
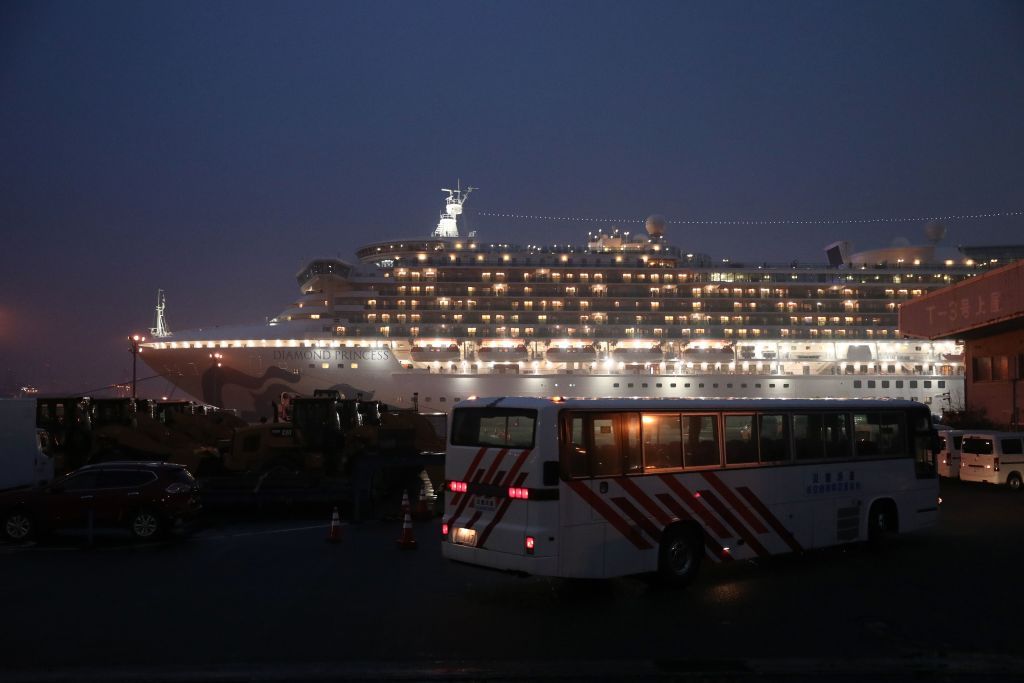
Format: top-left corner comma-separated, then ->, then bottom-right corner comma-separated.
2,0 -> 1022,395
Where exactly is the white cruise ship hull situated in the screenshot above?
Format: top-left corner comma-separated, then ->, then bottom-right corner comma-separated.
143,341 -> 963,421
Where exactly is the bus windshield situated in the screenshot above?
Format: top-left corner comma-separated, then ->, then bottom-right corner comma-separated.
451,408 -> 537,448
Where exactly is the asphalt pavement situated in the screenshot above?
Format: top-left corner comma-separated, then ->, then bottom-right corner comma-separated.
1,479 -> 1023,682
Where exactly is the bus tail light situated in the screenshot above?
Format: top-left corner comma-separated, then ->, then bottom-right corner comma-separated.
525,536 -> 535,554
508,487 -> 529,500
442,523 -> 449,537
994,457 -> 1000,472
450,481 -> 468,493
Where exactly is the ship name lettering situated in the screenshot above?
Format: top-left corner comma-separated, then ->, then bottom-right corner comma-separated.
335,349 -> 390,361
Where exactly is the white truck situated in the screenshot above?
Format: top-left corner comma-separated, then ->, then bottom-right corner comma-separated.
0,399 -> 55,491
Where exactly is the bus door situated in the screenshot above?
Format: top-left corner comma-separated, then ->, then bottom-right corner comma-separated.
560,411 -> 646,578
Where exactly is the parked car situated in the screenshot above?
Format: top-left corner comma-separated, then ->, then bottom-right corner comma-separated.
1,461 -> 201,542
936,428 -> 964,478
960,432 -> 1024,490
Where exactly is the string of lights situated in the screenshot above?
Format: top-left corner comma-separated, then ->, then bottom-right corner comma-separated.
474,210 -> 1024,226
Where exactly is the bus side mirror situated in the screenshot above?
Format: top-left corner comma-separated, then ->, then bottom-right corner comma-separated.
543,461 -> 560,486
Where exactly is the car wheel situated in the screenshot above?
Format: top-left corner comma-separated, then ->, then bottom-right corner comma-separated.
4,510 -> 34,543
657,526 -> 702,587
129,509 -> 162,540
1008,473 -> 1022,491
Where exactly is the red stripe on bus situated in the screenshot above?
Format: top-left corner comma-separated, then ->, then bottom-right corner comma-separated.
464,510 -> 482,529
611,496 -> 662,543
480,449 -> 510,486
451,447 -> 488,506
654,493 -> 734,562
452,456 -> 507,532
736,486 -> 803,553
617,477 -> 673,527
473,452 -> 532,549
444,462 -> 487,532
476,472 -> 528,549
504,449 -> 532,485
701,471 -> 769,535
567,480 -> 651,550
697,488 -> 770,557
657,474 -> 731,539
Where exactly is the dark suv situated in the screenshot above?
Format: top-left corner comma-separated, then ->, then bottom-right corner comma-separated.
1,461 -> 201,542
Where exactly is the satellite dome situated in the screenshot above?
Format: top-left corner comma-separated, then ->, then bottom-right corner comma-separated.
645,214 -> 667,236
924,221 -> 947,244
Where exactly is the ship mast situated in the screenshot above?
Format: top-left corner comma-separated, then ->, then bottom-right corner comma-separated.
150,289 -> 171,338
433,181 -> 475,238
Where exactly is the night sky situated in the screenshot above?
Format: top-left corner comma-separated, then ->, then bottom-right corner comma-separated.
2,0 -> 1022,397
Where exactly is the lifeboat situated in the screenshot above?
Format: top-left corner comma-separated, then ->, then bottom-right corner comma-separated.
545,344 -> 598,363
679,344 -> 735,363
477,343 -> 530,362
611,343 -> 664,363
410,343 -> 461,362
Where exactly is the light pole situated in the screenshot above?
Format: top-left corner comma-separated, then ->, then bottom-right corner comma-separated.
129,334 -> 145,399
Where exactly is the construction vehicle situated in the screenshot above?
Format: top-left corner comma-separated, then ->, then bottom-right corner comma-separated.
36,397 -> 242,477
203,391 -> 445,518
34,393 -> 445,519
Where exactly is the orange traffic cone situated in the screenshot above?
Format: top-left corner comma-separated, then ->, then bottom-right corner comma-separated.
413,483 -> 431,520
326,506 -> 342,544
396,490 -> 417,549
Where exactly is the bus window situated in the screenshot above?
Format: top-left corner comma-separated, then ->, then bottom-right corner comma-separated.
724,414 -> 758,465
822,414 -> 851,459
912,411 -> 936,478
589,413 -> 622,477
451,408 -> 537,448
622,413 -> 643,474
793,413 -> 850,460
642,413 -> 682,471
853,412 -> 906,457
758,414 -> 790,463
682,415 -> 720,468
562,413 -> 588,479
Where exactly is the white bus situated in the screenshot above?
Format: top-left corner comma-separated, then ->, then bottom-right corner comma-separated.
441,397 -> 940,585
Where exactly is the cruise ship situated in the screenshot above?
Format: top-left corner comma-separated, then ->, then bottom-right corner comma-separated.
141,185 -> 995,421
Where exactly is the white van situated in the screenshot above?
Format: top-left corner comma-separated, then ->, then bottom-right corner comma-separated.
936,429 -> 964,478
959,431 -> 1024,490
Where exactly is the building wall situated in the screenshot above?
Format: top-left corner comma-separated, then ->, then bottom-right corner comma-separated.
966,328 -> 1023,429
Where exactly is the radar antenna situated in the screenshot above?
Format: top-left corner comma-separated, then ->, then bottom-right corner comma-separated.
150,289 -> 171,338
433,180 -> 476,238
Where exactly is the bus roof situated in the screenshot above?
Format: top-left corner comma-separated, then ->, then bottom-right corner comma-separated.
453,397 -> 929,412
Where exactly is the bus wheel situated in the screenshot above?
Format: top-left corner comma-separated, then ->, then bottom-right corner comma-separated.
1008,473 -> 1022,491
657,527 -> 702,587
868,501 -> 896,546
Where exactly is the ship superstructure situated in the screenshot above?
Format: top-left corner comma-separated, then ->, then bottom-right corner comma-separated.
141,186 -> 1008,420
